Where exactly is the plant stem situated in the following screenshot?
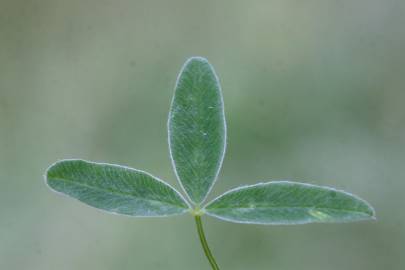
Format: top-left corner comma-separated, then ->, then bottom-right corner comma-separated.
194,215 -> 220,270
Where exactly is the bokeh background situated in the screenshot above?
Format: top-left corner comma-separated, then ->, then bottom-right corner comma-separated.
1,0 -> 404,269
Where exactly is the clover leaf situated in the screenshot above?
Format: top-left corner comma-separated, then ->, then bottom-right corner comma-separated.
45,57 -> 375,270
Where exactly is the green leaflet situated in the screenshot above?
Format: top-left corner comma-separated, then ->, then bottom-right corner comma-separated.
168,57 -> 226,204
46,159 -> 190,217
205,181 -> 375,225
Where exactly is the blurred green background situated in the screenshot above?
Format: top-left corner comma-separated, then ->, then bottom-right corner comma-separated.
1,0 -> 404,269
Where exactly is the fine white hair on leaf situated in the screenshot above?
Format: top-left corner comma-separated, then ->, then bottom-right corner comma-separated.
45,159 -> 192,217
167,56 -> 227,206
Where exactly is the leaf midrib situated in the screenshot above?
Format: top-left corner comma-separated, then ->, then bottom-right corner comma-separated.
49,176 -> 187,209
206,205 -> 371,215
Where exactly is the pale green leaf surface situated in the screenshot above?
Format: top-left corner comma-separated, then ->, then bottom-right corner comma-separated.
46,159 -> 190,217
205,181 -> 375,224
168,57 -> 226,204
